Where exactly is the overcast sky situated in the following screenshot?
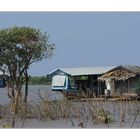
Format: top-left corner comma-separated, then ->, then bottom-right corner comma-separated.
0,12 -> 140,76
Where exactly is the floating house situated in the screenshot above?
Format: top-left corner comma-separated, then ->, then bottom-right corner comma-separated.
98,65 -> 140,96
47,66 -> 115,97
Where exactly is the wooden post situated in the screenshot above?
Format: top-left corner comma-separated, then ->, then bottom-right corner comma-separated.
98,78 -> 99,97
128,79 -> 129,94
114,79 -> 116,94
113,79 -> 115,95
91,76 -> 93,92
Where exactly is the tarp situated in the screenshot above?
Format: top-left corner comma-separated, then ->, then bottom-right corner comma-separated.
106,79 -> 114,90
52,75 -> 66,87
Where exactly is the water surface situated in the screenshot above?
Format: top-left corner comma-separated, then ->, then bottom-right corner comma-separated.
0,85 -> 63,104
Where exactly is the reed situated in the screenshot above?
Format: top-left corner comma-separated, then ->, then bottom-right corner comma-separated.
0,92 -> 140,128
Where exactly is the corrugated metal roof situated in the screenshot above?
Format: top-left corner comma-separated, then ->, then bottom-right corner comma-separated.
48,66 -> 116,76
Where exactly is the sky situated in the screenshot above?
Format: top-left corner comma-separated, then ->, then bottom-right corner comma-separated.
0,12 -> 140,76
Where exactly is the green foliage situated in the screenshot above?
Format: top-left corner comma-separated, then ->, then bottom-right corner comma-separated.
29,76 -> 50,85
0,26 -> 55,67
80,76 -> 88,80
3,123 -> 12,128
96,108 -> 113,124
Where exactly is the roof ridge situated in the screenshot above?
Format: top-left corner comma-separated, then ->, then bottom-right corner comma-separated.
61,66 -> 116,69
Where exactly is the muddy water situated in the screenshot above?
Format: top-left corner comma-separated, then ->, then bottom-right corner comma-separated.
0,85 -> 140,128
0,85 -> 63,104
14,118 -> 140,128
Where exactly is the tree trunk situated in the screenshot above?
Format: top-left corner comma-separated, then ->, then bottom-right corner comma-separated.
24,69 -> 29,103
12,90 -> 21,128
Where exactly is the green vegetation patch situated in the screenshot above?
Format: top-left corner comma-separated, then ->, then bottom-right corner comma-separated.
29,76 -> 51,85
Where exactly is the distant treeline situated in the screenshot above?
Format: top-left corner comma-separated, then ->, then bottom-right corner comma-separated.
29,76 -> 51,85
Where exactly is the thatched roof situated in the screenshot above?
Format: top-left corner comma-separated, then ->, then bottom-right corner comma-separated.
98,65 -> 140,81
